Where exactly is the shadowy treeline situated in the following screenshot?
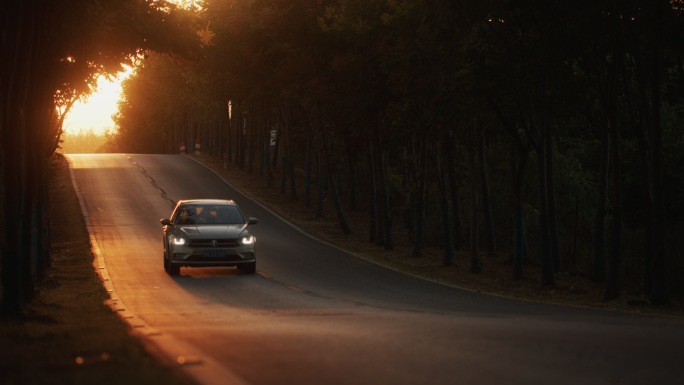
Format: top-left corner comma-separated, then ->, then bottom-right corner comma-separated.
113,0 -> 684,304
59,128 -> 116,154
0,1 -> 202,316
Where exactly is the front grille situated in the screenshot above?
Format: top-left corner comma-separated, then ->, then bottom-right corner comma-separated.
188,239 -> 240,247
185,255 -> 245,262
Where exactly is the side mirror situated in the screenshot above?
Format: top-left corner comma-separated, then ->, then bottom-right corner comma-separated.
160,218 -> 171,226
248,217 -> 259,225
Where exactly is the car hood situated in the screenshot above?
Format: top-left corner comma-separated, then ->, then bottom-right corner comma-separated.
178,225 -> 247,239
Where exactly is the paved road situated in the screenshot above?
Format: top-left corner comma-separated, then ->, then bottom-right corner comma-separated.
67,154 -> 684,385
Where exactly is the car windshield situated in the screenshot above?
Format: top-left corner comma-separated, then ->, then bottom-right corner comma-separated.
175,205 -> 245,225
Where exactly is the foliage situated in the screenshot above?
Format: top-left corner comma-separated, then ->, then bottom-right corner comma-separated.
59,128 -> 112,154
108,0 -> 684,302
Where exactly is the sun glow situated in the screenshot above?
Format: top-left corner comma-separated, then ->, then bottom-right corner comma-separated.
63,66 -> 134,136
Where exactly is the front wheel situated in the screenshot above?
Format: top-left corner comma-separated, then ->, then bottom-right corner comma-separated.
165,251 -> 180,275
163,252 -> 169,272
238,262 -> 256,274
168,262 -> 180,275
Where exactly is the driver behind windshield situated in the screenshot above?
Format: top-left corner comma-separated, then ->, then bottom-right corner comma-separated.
177,205 -> 244,225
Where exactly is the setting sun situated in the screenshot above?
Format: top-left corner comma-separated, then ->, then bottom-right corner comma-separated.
63,66 -> 134,135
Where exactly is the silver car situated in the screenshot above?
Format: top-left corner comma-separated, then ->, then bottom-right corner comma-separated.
160,199 -> 258,275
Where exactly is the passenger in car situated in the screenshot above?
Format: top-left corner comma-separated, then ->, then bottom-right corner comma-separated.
178,207 -> 198,224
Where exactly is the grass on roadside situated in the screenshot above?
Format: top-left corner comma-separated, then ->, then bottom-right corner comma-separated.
0,154 -> 187,385
190,153 -> 683,317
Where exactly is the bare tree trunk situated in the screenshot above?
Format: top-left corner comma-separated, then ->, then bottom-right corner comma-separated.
367,144 -> 377,242
318,104 -> 350,234
305,118 -> 312,207
372,136 -> 385,247
444,133 -> 465,250
412,136 -> 428,257
437,141 -> 454,266
546,121 -> 561,272
593,123 -> 609,282
605,105 -> 623,300
648,37 -> 668,304
479,132 -> 496,258
347,147 -> 357,210
373,122 -> 393,250
247,110 -> 254,174
266,107 -> 274,187
467,122 -> 481,273
511,143 -> 530,279
282,101 -> 296,200
316,134 -> 326,218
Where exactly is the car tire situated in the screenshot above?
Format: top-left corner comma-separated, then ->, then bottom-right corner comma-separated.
163,252 -> 169,272
238,262 -> 256,274
169,262 -> 180,275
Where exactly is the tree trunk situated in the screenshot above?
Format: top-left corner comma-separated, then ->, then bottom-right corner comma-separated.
288,134 -> 296,200
536,75 -> 555,286
438,141 -> 454,266
248,112 -> 254,174
402,147 -> 411,229
373,124 -> 393,250
536,144 -> 554,285
337,169 -> 343,198
372,137 -> 385,248
605,107 -> 623,300
272,122 -> 281,169
444,133 -> 465,250
305,119 -> 312,207
546,121 -> 561,272
278,108 -> 287,193
648,38 -> 668,304
1,8 -> 38,314
189,106 -> 195,156
479,132 -> 496,257
226,102 -> 232,161
347,147 -> 357,210
0,118 -> 23,315
367,145 -> 377,242
19,107 -> 37,302
218,114 -> 223,159
259,107 -> 264,177
315,132 -> 326,217
280,100 -> 296,199
266,110 -> 274,187
467,125 -> 481,273
593,121 -> 609,283
33,158 -> 46,281
511,144 -> 530,279
318,106 -> 350,234
279,143 -> 287,194
632,69 -> 653,294
411,137 -> 428,257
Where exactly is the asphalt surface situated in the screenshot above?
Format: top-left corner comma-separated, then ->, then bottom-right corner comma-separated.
67,154 -> 684,385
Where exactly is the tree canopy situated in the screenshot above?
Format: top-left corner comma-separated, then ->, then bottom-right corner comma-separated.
1,0 -> 202,315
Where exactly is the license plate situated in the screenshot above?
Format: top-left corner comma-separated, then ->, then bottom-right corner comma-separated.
203,250 -> 225,258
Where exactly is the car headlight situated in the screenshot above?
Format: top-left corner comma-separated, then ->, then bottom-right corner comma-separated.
172,236 -> 187,246
241,235 -> 254,245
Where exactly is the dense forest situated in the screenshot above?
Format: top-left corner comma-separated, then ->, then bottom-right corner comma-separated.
110,0 -> 684,304
2,1 -> 683,316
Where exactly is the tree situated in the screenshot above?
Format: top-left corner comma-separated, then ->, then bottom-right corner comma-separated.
1,0 -> 201,315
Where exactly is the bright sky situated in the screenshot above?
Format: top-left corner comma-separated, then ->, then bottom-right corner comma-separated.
63,1 -> 191,135
63,66 -> 134,135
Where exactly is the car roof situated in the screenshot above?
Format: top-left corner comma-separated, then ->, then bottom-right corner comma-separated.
177,199 -> 237,206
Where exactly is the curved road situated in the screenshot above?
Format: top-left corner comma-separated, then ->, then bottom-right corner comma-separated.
67,154 -> 683,385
